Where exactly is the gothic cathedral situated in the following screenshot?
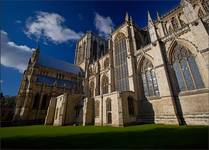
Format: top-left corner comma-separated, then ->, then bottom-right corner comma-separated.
14,0 -> 209,126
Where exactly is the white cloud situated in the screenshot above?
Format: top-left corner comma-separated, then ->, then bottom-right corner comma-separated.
1,30 -> 34,73
25,11 -> 83,44
94,12 -> 114,38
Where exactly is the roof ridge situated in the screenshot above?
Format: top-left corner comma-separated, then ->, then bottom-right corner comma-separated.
36,53 -> 82,74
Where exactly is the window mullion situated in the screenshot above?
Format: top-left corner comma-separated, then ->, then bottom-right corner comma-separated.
186,58 -> 197,89
150,69 -> 155,96
145,71 -> 151,97
178,61 -> 188,91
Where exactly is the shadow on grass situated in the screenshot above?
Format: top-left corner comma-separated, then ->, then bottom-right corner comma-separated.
1,126 -> 208,149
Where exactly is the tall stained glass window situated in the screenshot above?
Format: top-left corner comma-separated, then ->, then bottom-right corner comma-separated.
141,59 -> 160,97
114,33 -> 129,91
172,43 -> 204,91
102,75 -> 109,94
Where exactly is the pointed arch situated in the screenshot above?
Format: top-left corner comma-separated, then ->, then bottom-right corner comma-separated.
167,39 -> 199,64
114,32 -> 129,91
113,32 -> 127,42
106,98 -> 112,124
169,42 -> 204,91
101,74 -> 109,94
139,58 -> 160,97
137,54 -> 154,72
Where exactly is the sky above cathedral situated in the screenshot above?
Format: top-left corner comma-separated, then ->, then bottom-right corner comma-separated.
1,0 -> 180,96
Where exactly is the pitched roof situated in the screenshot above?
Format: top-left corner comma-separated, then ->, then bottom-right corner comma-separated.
37,54 -> 82,75
36,75 -> 77,88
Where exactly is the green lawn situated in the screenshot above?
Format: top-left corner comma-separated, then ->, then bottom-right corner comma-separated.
0,124 -> 208,149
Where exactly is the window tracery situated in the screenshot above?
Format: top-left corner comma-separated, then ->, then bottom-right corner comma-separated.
114,33 -> 129,91
172,44 -> 204,91
102,75 -> 108,94
141,59 -> 160,97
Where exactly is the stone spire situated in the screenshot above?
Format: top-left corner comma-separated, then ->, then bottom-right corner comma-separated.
147,11 -> 158,44
147,11 -> 153,24
125,11 -> 130,22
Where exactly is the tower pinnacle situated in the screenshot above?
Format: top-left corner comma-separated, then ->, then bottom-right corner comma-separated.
147,11 -> 153,23
125,11 -> 130,22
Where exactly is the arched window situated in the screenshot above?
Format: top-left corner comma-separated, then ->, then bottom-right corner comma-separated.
89,81 -> 94,97
102,75 -> 109,94
171,17 -> 179,31
104,57 -> 109,69
106,98 -> 112,124
33,93 -> 40,109
106,98 -> 112,112
128,96 -> 135,116
141,59 -> 160,97
93,40 -> 97,61
41,94 -> 47,109
114,33 -> 129,91
95,100 -> 100,117
168,26 -> 173,34
198,9 -> 204,18
172,43 -> 204,91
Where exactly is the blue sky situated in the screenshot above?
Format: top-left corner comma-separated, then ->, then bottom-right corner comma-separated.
1,0 -> 180,96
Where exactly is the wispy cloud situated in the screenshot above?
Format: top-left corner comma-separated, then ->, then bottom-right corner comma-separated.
0,80 -> 3,84
15,20 -> 22,24
94,12 -> 114,38
25,11 -> 83,44
1,30 -> 34,73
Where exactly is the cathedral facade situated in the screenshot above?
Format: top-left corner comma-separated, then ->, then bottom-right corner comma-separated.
14,0 -> 209,126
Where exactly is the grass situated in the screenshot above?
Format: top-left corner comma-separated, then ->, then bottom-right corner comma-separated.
0,124 -> 208,149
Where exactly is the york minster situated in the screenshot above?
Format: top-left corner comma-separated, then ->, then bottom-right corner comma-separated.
14,0 -> 209,126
